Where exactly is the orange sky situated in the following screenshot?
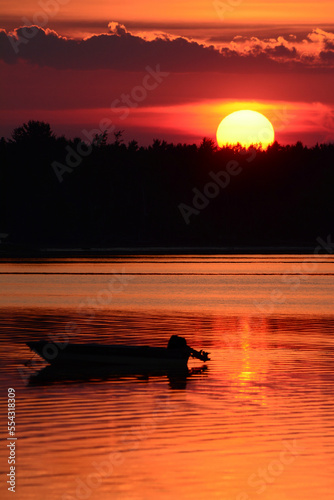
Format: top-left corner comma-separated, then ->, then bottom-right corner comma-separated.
0,1 -> 333,145
1,0 -> 333,26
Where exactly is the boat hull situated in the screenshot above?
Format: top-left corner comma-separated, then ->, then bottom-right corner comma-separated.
27,341 -> 190,370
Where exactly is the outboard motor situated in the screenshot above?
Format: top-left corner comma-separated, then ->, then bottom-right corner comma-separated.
167,335 -> 210,362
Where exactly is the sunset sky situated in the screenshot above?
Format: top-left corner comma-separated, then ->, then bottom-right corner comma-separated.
1,0 -> 334,145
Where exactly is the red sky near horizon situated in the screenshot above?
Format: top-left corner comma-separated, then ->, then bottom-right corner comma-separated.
1,0 -> 334,145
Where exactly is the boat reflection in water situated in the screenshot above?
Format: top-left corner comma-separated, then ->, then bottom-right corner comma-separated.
26,334 -> 210,389
28,363 -> 208,389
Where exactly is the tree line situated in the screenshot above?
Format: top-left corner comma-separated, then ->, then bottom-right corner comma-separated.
1,120 -> 334,253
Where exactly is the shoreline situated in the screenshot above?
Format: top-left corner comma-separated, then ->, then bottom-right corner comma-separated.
0,245 -> 325,258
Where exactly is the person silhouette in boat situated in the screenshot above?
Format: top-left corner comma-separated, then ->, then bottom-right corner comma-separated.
167,335 -> 210,361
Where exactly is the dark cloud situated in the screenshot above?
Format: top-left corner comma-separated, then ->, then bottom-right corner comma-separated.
264,44 -> 297,58
324,39 -> 334,50
320,50 -> 334,61
0,29 -> 18,63
0,25 -> 222,71
0,24 -> 333,74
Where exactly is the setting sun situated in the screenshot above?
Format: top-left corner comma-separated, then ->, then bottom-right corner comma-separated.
216,110 -> 275,149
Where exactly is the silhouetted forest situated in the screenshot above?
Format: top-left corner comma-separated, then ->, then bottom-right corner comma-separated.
1,120 -> 334,254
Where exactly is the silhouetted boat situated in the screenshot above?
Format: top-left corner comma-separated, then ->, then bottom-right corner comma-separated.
26,335 -> 210,371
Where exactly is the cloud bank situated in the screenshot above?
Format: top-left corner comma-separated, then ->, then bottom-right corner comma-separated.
1,23 -> 334,72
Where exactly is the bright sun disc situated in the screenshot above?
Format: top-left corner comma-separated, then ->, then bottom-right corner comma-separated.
216,110 -> 275,149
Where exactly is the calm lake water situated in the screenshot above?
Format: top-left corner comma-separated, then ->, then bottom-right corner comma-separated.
0,255 -> 334,500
